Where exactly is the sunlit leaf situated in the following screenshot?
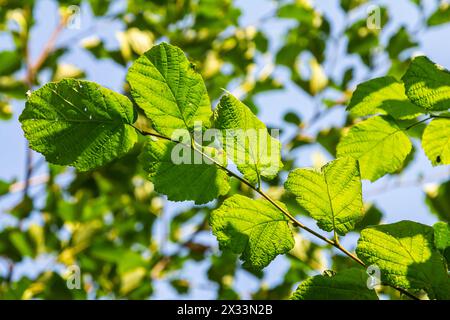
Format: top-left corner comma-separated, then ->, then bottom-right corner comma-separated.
210,194 -> 294,270
19,79 -> 138,171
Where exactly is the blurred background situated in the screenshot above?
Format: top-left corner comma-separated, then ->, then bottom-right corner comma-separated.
0,0 -> 449,299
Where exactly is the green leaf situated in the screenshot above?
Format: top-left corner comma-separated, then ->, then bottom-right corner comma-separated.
340,0 -> 367,12
291,268 -> 378,300
402,56 -> 450,111
316,127 -> 341,157
19,79 -> 138,171
422,118 -> 450,166
0,76 -> 27,99
355,204 -> 383,232
0,179 -> 10,196
9,231 -> 33,257
127,42 -> 212,137
433,222 -> 450,252
345,11 -> 388,67
356,221 -> 450,299
88,0 -> 110,16
140,137 -> 229,204
285,157 -> 363,235
347,76 -> 424,120
337,116 -> 412,181
214,93 -> 283,185
386,27 -> 417,59
283,112 -> 302,126
9,196 -> 33,219
0,50 -> 22,76
435,221 -> 450,266
210,194 -> 294,270
427,3 -> 450,26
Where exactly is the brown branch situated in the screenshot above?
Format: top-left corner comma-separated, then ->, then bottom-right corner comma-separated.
22,16 -> 66,199
25,19 -> 65,86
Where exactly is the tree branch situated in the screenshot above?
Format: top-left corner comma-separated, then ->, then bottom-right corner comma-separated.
133,126 -> 420,300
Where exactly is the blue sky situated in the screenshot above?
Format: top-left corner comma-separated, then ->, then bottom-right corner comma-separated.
0,0 -> 449,299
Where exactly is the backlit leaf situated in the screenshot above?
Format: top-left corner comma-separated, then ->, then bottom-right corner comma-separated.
127,42 -> 212,137
402,56 -> 450,111
337,116 -> 412,181
422,118 -> 450,165
210,194 -> 294,270
140,137 -> 229,204
291,268 -> 378,300
285,157 -> 363,235
214,93 -> 283,185
356,221 -> 450,299
19,79 -> 138,171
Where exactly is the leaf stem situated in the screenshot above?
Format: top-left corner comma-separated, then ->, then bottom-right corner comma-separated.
405,116 -> 433,130
405,114 -> 450,131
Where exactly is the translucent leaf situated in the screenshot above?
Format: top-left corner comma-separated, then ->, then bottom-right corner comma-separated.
127,42 -> 212,137
422,118 -> 450,166
291,268 -> 378,300
210,194 -> 294,270
214,93 -> 283,185
356,221 -> 450,299
402,56 -> 450,111
433,222 -> 450,266
277,3 -> 316,24
140,138 -> 230,204
337,116 -> 412,181
433,222 -> 449,252
19,79 -> 138,171
347,76 -> 424,119
285,157 -> 363,235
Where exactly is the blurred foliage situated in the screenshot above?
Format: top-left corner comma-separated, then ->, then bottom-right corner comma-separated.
0,0 -> 449,300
